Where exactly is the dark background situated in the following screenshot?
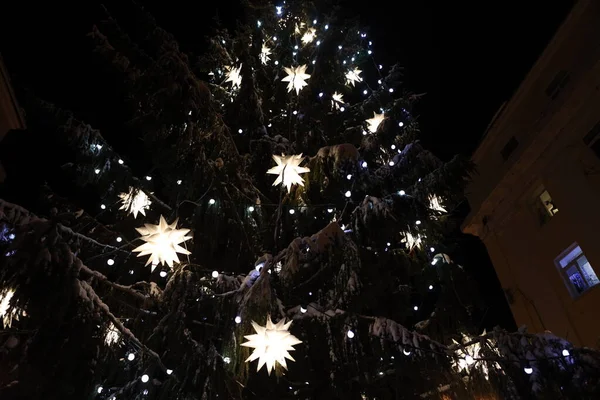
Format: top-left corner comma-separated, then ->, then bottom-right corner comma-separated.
0,0 -> 576,330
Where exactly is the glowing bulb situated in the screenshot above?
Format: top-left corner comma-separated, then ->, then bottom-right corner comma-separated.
399,122 -> 404,127
223,356 -> 231,364
361,161 -> 367,168
257,20 -> 262,27
209,199 -> 216,205
318,92 -> 324,97
116,237 -> 122,242
398,190 -> 405,196
300,306 -> 307,313
313,19 -> 317,24
368,50 -> 372,55
325,24 -> 329,30
403,348 -> 411,356
166,369 -> 173,375
346,174 -> 352,180
97,386 -> 103,393
100,204 -> 106,210
96,144 -> 102,149
146,176 -> 152,181
524,367 -> 533,375
430,247 -> 435,252
391,144 -> 396,150
177,180 -> 182,185
327,208 -> 333,213
389,161 -> 395,166
127,353 -> 135,361
159,271 -> 167,278
141,374 -> 149,383
289,209 -> 295,215
387,242 -> 391,246
413,305 -> 419,311
118,159 -> 124,164
238,129 -> 243,133
416,220 -> 421,225
465,355 -> 475,365
338,45 -> 342,50
562,349 -> 570,356
107,259 -> 114,266
248,206 -> 255,212
346,330 -> 355,339
340,106 -> 345,112
235,316 -> 242,324
95,169 -> 101,174
363,89 -> 368,95
212,270 -> 219,278
389,88 -> 394,93
344,190 -> 351,198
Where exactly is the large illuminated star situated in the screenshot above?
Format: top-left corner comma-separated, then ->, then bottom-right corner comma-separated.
345,68 -> 363,86
366,112 -> 385,133
260,44 -> 272,65
225,64 -> 242,89
301,28 -> 316,45
267,154 -> 310,193
133,216 -> 192,271
428,195 -> 447,213
119,187 -> 152,219
241,315 -> 302,375
281,65 -> 311,94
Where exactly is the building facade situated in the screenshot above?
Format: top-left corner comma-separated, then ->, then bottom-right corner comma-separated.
462,0 -> 600,348
0,55 -> 26,183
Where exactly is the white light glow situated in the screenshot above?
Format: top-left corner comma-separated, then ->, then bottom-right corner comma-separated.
119,187 -> 152,219
132,216 -> 192,271
266,154 -> 310,193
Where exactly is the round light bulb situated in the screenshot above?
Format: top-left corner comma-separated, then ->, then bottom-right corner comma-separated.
318,92 -> 324,97
95,169 -> 101,174
346,330 -> 355,339
209,199 -> 216,205
403,348 -> 411,356
389,161 -> 395,166
363,90 -> 368,95
159,271 -> 167,278
399,122 -> 404,127
524,367 -> 533,375
223,356 -> 231,364
361,161 -> 367,168
146,176 -> 152,181
398,190 -> 405,196
289,209 -> 295,215
238,129 -> 243,134
248,206 -> 255,212
389,88 -> 394,93
116,237 -> 122,243
212,271 -> 219,278
327,208 -> 333,213
429,285 -> 433,290
177,180 -> 182,185
413,305 -> 419,311
344,190 -> 351,198
430,247 -> 435,252
97,386 -> 103,394
141,374 -> 149,383
127,353 -> 135,361
416,220 -> 421,225
118,159 -> 124,164
234,316 -> 242,324
100,204 -> 106,210
562,349 -> 570,357
300,306 -> 307,313
346,174 -> 352,180
166,369 -> 173,375
107,259 -> 114,266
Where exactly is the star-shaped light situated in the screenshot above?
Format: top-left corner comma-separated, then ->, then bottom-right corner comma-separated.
401,231 -> 423,250
428,195 -> 447,213
281,65 -> 311,94
241,315 -> 302,375
104,322 -> 121,346
225,64 -> 242,89
345,68 -> 363,86
260,44 -> 272,65
133,216 -> 192,271
331,92 -> 344,110
119,187 -> 152,219
0,289 -> 24,329
366,112 -> 385,133
267,154 -> 310,193
301,28 -> 316,45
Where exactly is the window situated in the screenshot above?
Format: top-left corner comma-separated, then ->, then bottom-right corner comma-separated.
533,188 -> 557,226
539,190 -> 558,216
545,70 -> 570,100
501,136 -> 518,161
555,244 -> 600,298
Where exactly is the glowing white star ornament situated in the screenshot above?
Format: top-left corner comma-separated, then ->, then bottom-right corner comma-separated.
133,216 -> 192,271
281,65 -> 311,94
241,315 -> 302,375
0,289 -> 25,328
428,195 -> 447,213
345,68 -> 363,86
401,230 -> 423,250
267,154 -> 310,193
366,112 -> 385,133
260,44 -> 272,65
225,64 -> 242,89
331,92 -> 344,110
301,28 -> 316,45
119,187 -> 152,219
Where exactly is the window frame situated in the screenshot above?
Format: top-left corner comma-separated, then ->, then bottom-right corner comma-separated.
555,243 -> 599,298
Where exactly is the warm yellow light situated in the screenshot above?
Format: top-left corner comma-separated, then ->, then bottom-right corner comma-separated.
241,315 -> 302,375
260,44 -> 272,64
132,216 -> 192,271
345,68 -> 363,86
267,154 -> 310,193
281,65 -> 311,94
366,112 -> 385,133
225,65 -> 243,89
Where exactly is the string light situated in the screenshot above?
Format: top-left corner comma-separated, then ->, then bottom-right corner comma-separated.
116,237 -> 122,242
166,369 -> 173,375
209,199 -> 216,205
141,374 -> 149,383
562,349 -> 570,356
145,176 -> 152,181
430,247 -> 435,252
118,159 -> 124,164
415,220 -> 421,225
101,204 -> 106,210
235,316 -> 242,324
346,174 -> 352,180
289,209 -> 295,215
398,190 -> 405,196
127,353 -> 135,361
107,259 -> 114,266
413,305 -> 419,311
95,169 -> 101,174
346,330 -> 355,339
248,206 -> 255,212
212,271 -> 219,278
177,180 -> 182,185
344,190 -> 351,198
159,271 -> 168,278
429,285 -> 434,290
524,367 -> 533,374
97,387 -> 103,394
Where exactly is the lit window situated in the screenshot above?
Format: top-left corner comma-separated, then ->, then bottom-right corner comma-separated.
539,190 -> 558,217
555,244 -> 600,298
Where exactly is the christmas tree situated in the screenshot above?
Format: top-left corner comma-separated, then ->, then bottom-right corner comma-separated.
1,1 -> 600,399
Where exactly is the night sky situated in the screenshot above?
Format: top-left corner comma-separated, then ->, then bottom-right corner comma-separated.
1,1 -> 575,330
